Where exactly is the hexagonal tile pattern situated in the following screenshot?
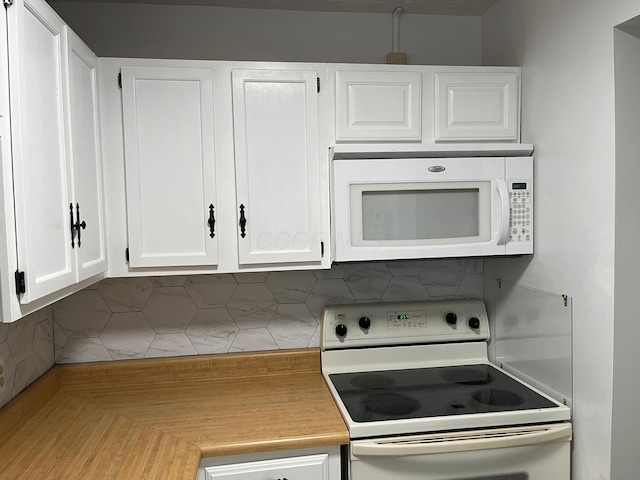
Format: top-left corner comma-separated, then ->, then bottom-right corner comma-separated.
143,287 -> 197,334
186,308 -> 239,354
344,263 -> 392,300
98,277 -> 154,312
419,260 -> 466,297
266,271 -> 316,303
227,284 -> 278,329
7,314 -> 35,364
57,338 -> 112,364
268,304 -> 317,349
305,279 -> 355,320
100,312 -> 156,360
229,328 -> 278,353
150,275 -> 188,287
145,333 -> 197,358
54,290 -> 111,338
382,277 -> 430,302
185,274 -> 237,308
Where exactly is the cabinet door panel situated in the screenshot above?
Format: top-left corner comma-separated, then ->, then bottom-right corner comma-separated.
434,73 -> 519,141
122,66 -> 217,267
335,70 -> 422,141
7,0 -> 74,303
67,29 -> 107,280
233,69 -> 321,265
203,454 -> 330,480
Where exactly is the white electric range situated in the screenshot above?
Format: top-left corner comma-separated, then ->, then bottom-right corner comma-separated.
321,299 -> 571,480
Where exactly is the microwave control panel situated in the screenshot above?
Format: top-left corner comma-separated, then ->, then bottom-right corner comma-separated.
509,181 -> 532,243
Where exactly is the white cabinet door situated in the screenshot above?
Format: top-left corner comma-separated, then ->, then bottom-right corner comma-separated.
335,70 -> 422,142
434,72 -> 520,142
66,29 -> 107,281
7,0 -> 74,303
121,66 -> 218,267
203,454 -> 331,480
232,69 -> 322,265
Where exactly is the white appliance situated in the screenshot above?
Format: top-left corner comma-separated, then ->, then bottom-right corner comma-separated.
331,156 -> 533,262
321,300 -> 571,480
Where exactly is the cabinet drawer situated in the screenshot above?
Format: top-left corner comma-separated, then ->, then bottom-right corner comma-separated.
202,453 -> 330,480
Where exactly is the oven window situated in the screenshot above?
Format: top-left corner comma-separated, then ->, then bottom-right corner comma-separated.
450,474 -> 528,480
360,188 -> 480,241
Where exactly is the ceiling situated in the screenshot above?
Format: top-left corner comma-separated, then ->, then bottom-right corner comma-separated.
49,0 -> 502,15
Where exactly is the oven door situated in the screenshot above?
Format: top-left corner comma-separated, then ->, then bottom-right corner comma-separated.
350,423 -> 571,480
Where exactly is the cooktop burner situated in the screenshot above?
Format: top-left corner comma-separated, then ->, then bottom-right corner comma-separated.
329,364 -> 557,423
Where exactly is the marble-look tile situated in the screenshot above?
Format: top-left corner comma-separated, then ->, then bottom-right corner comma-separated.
53,320 -> 69,363
185,274 -> 237,308
229,328 -> 278,353
98,277 -> 154,312
268,304 -> 318,349
54,290 -> 111,338
385,260 -> 425,276
13,357 -> 39,396
233,272 -> 270,284
307,325 -> 321,348
84,279 -> 102,290
7,314 -> 35,364
382,276 -> 430,302
143,287 -> 197,334
344,263 -> 392,300
419,260 -> 466,297
29,305 -> 52,325
461,259 -> 484,274
313,264 -> 349,280
0,342 -> 16,408
145,334 -> 197,358
455,273 -> 483,299
305,279 -> 355,320
186,308 -> 238,354
32,319 -> 54,375
227,284 -> 278,329
0,322 -> 9,343
100,312 -> 156,360
150,275 -> 188,287
57,338 -> 113,364
266,271 -> 316,303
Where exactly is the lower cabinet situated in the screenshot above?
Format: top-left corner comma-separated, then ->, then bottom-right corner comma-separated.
198,446 -> 341,480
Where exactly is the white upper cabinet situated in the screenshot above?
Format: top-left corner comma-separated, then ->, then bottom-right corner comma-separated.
434,72 -> 520,142
232,69 -> 322,265
335,70 -> 422,142
66,29 -> 107,281
121,66 -> 218,268
6,0 -> 106,304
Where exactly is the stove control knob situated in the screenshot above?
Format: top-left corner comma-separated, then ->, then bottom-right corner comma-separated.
468,317 -> 480,329
359,316 -> 371,330
335,324 -> 348,338
445,312 -> 458,325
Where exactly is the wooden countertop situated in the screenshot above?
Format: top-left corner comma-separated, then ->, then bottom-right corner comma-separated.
0,349 -> 349,480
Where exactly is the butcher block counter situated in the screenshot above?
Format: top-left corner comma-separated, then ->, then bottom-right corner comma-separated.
0,348 -> 349,480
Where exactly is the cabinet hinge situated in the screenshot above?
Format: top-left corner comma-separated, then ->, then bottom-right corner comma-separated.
321,241 -> 324,258
3,0 -> 14,8
125,247 -> 129,263
118,71 -> 122,89
317,77 -> 320,93
14,270 -> 25,295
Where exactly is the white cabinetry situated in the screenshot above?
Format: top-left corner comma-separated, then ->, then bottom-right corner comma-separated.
335,70 -> 422,142
121,66 -> 218,268
5,0 -> 106,305
232,69 -> 322,265
198,446 -> 340,480
434,72 -> 520,142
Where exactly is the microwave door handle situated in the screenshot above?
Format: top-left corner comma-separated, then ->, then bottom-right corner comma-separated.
495,179 -> 510,245
351,423 -> 572,458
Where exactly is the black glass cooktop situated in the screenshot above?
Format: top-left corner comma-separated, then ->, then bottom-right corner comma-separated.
329,364 -> 558,423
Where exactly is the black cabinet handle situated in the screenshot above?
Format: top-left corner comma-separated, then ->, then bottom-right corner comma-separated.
73,203 -> 87,247
239,204 -> 247,238
70,203 -> 76,248
208,204 -> 215,238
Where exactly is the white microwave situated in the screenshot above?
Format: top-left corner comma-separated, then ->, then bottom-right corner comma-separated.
331,156 -> 533,261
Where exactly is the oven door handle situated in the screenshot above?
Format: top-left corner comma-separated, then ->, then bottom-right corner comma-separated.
351,423 -> 572,457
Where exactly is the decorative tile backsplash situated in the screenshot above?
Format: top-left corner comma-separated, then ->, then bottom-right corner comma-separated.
53,259 -> 483,364
0,259 -> 482,407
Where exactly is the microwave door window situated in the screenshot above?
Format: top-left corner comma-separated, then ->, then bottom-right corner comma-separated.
355,184 -> 489,246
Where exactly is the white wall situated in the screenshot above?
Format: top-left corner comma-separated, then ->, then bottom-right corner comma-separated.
482,1 -> 640,479
51,2 -> 482,65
